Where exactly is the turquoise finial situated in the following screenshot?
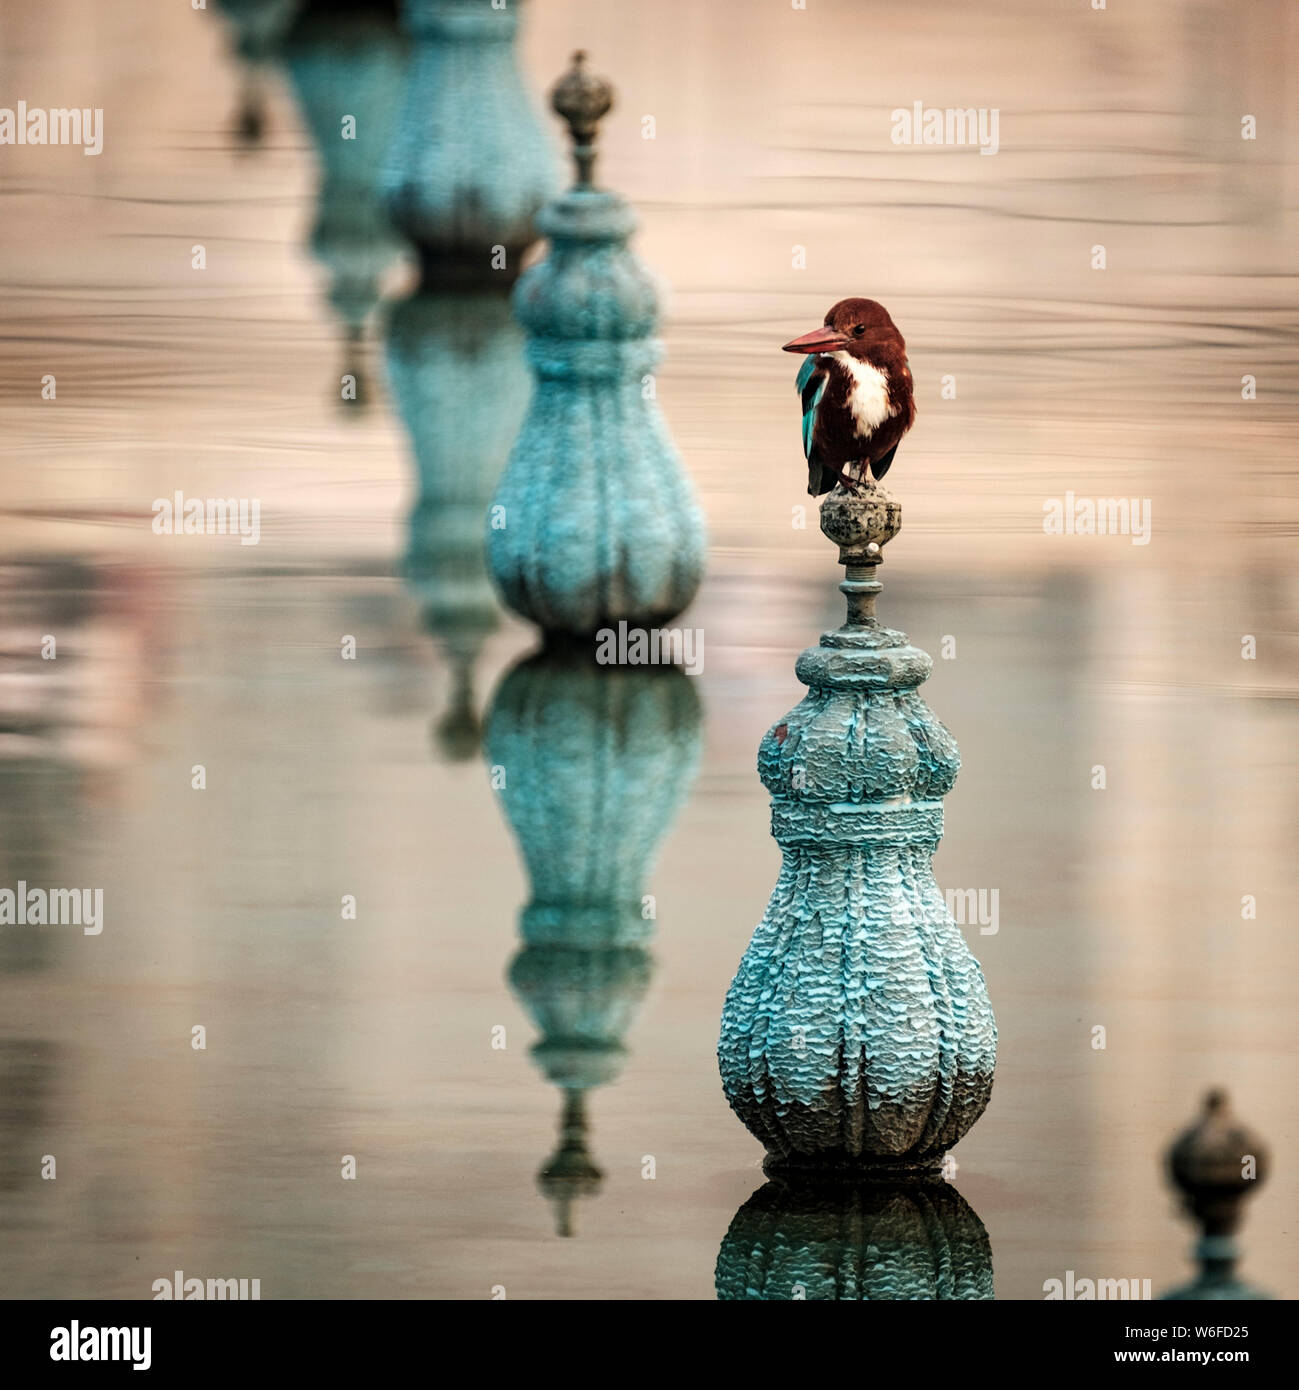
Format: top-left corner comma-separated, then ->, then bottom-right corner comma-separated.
717,1178 -> 994,1300
381,0 -> 557,284
486,54 -> 706,635
719,472 -> 996,1176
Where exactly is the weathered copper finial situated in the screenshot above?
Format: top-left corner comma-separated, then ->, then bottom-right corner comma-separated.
718,462 -> 995,1180
818,470 -> 902,627
550,50 -> 614,188
1164,1090 -> 1272,1300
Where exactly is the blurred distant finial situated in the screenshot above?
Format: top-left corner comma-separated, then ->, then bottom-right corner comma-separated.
550,50 -> 613,188
1163,1090 -> 1272,1300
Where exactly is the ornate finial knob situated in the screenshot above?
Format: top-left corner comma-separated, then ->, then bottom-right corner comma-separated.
1169,1090 -> 1268,1236
550,50 -> 614,187
819,474 -> 903,561
818,475 -> 903,627
1164,1090 -> 1272,1300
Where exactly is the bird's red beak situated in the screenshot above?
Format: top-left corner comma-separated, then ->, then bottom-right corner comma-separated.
781,325 -> 848,354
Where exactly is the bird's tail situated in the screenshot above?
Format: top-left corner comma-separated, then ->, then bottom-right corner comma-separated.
872,443 -> 900,480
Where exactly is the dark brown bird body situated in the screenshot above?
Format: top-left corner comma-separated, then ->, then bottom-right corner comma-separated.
782,297 -> 916,495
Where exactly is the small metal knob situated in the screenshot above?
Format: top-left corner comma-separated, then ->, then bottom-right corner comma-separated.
550,50 -> 614,187
1168,1089 -> 1268,1238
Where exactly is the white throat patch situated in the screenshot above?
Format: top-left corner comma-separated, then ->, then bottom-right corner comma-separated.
829,351 -> 896,435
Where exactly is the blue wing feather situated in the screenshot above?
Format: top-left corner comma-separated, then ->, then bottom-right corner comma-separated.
795,356 -> 827,461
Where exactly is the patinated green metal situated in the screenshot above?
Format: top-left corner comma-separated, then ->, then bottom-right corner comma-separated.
381,0 -> 556,284
719,474 -> 996,1175
487,54 -> 706,635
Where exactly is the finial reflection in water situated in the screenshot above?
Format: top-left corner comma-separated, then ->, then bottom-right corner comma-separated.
379,0 -> 556,758
717,1177 -> 994,1301
283,2 -> 410,409
388,289 -> 530,760
213,0 -> 303,147
486,644 -> 701,1235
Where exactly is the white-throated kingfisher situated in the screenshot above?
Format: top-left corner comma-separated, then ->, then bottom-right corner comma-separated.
782,297 -> 916,496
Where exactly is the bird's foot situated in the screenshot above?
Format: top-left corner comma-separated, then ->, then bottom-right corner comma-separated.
831,465 -> 877,494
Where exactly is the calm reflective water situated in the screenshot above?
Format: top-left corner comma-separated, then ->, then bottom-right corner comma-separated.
0,0 -> 1295,1300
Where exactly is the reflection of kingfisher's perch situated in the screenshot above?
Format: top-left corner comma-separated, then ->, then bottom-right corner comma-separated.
719,472 -> 995,1177
717,1177 -> 993,1300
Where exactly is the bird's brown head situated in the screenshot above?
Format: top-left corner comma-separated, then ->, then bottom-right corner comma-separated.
782,297 -> 902,359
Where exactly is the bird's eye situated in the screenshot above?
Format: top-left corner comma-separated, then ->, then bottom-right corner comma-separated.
851,325 -> 865,337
